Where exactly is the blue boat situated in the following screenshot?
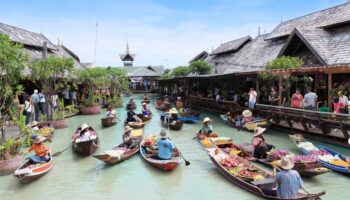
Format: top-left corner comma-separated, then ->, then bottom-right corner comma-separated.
290,134 -> 350,176
178,116 -> 199,123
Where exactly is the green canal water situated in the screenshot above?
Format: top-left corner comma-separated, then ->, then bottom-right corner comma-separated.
1,94 -> 350,200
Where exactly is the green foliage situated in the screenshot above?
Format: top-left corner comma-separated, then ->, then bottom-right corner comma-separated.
171,66 -> 191,77
266,56 -> 303,70
159,73 -> 173,80
189,60 -> 212,75
0,34 -> 28,114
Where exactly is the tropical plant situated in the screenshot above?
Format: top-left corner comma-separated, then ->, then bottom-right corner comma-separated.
171,66 -> 191,77
266,56 -> 304,70
0,34 -> 28,141
189,60 -> 212,75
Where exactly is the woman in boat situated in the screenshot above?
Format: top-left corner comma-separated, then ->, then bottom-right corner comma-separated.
198,117 -> 215,137
241,110 -> 254,124
143,93 -> 149,100
269,155 -> 303,199
151,130 -> 177,160
79,124 -> 92,142
156,97 -> 163,107
119,126 -> 136,149
142,103 -> 151,116
106,106 -> 117,118
251,127 -> 269,159
23,135 -> 49,163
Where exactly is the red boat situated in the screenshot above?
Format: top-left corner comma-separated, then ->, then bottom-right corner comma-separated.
139,137 -> 181,171
13,148 -> 53,182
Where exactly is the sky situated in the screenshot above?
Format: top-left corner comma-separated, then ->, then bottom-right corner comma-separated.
0,0 -> 346,68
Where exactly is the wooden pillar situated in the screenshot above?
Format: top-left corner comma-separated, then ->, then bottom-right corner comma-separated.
278,75 -> 282,106
256,76 -> 260,103
327,73 -> 332,110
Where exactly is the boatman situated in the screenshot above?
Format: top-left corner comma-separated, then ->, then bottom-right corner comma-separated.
23,135 -> 49,163
152,130 -> 177,160
272,155 -> 303,199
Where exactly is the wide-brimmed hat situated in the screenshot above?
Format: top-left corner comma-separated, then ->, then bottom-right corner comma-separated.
160,129 -> 168,139
142,102 -> 147,106
34,136 -> 46,144
202,117 -> 212,124
280,155 -> 294,170
170,108 -> 178,114
253,127 -> 266,137
29,121 -> 39,127
124,126 -> 133,133
80,123 -> 90,131
242,110 -> 252,118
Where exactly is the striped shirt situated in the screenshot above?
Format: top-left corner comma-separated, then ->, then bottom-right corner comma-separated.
276,170 -> 303,199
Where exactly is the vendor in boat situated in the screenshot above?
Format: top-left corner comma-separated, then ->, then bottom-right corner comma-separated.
78,124 -> 93,142
164,95 -> 170,104
151,130 -> 177,160
270,155 -> 303,199
164,108 -> 178,124
143,93 -> 149,100
142,103 -> 151,116
156,97 -> 163,107
198,117 -> 216,137
106,106 -> 117,118
119,126 -> 137,149
127,108 -> 141,123
23,135 -> 49,163
251,127 -> 270,159
29,120 -> 40,131
241,110 -> 254,124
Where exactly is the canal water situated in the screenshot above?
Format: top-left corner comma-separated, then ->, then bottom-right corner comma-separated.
0,94 -> 349,200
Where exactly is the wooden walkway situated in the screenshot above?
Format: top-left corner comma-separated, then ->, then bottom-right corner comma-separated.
186,95 -> 350,147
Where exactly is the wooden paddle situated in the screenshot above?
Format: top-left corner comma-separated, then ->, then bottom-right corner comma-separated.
179,152 -> 190,166
52,144 -> 72,157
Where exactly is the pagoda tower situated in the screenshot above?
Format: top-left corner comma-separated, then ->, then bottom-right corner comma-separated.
119,41 -> 135,67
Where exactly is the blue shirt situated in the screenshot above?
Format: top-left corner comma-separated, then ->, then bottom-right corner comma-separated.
276,170 -> 303,199
157,139 -> 175,159
201,124 -> 213,135
31,94 -> 40,103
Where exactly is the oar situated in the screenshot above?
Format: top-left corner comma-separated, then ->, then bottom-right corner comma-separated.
179,152 -> 190,166
52,144 -> 72,157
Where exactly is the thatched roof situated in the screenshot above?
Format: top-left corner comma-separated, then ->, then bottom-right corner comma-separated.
266,2 -> 350,40
124,66 -> 164,77
210,36 -> 252,55
189,51 -> 208,63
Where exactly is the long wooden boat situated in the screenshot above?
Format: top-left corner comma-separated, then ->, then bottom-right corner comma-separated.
220,114 -> 269,132
137,114 -> 152,122
72,133 -> 100,156
140,137 -> 181,171
93,130 -> 143,164
256,158 -> 329,177
290,134 -> 350,175
124,120 -> 145,129
207,148 -> 325,200
179,109 -> 201,117
101,117 -> 117,127
161,120 -> 183,130
13,148 -> 53,182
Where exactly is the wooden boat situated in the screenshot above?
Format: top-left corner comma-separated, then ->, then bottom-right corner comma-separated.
101,117 -> 117,127
140,137 -> 181,171
93,130 -> 143,164
72,131 -> 100,156
141,99 -> 150,104
207,148 -> 325,200
256,158 -> 329,177
137,114 -> 152,122
221,114 -> 269,132
126,103 -> 136,110
290,134 -> 350,175
161,120 -> 183,130
13,148 -> 53,182
178,116 -> 199,123
179,109 -> 201,117
124,120 -> 145,129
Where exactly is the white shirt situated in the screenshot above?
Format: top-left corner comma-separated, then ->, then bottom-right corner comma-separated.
249,91 -> 257,103
39,93 -> 45,103
339,96 -> 349,108
25,100 -> 32,112
107,110 -> 116,118
216,94 -> 221,101
79,131 -> 91,141
304,92 -> 318,107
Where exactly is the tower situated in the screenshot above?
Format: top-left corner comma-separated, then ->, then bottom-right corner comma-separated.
119,41 -> 135,67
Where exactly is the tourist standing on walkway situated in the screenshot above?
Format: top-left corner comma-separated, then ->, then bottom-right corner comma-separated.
248,88 -> 257,108
304,87 -> 317,110
38,91 -> 46,115
24,97 -> 32,125
291,89 -> 303,109
281,86 -> 288,107
337,91 -> 348,114
70,89 -> 77,106
31,89 -> 40,121
268,86 -> 279,105
62,88 -> 70,106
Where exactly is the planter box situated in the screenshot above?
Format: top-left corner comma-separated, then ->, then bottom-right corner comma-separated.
49,119 -> 68,129
0,156 -> 23,175
80,105 -> 101,115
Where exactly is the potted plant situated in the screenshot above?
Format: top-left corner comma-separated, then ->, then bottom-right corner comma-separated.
80,92 -> 102,115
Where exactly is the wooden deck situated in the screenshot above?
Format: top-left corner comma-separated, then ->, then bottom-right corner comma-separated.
186,95 -> 350,147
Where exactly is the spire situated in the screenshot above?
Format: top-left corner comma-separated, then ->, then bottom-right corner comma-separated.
126,39 -> 130,54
